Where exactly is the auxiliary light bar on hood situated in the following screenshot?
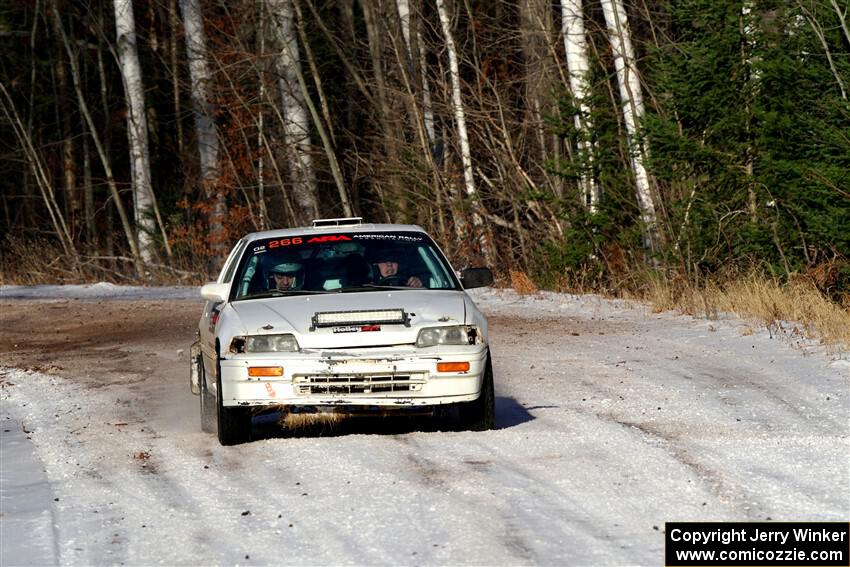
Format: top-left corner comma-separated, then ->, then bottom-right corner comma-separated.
310,309 -> 410,331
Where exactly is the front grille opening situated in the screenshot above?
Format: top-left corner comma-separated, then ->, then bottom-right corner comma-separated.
294,374 -> 425,396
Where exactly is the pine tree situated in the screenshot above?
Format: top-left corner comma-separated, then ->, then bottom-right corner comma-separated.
642,0 -> 850,276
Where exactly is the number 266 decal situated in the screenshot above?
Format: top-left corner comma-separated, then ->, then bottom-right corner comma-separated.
268,237 -> 303,248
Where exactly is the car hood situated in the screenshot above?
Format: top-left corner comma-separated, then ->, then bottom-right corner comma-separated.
229,290 -> 469,349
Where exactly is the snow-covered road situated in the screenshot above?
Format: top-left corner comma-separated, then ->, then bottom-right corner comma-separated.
1,286 -> 847,565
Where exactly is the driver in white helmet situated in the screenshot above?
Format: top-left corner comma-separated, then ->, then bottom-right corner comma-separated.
269,261 -> 304,291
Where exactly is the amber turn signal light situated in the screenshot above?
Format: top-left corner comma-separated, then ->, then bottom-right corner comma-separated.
436,362 -> 470,373
248,366 -> 283,377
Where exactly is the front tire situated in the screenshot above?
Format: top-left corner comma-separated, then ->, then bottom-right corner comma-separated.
457,356 -> 496,431
215,355 -> 251,445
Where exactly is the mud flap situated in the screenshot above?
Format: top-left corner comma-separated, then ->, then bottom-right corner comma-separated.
189,339 -> 201,395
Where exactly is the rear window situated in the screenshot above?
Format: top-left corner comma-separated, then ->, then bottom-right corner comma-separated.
231,231 -> 459,300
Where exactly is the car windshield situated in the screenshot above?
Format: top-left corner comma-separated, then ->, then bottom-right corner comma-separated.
232,231 -> 460,300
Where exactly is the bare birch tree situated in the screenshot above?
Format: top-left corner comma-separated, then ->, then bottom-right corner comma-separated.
180,0 -> 228,262
740,0 -> 759,219
290,0 -> 353,218
560,0 -> 598,210
519,0 -> 556,185
50,2 -> 142,273
436,0 -> 492,262
269,0 -> 319,225
359,0 -> 405,211
601,0 -> 658,253
396,1 -> 438,150
114,0 -> 158,263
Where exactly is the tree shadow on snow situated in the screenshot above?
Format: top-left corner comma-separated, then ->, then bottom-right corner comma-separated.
248,396 -> 534,440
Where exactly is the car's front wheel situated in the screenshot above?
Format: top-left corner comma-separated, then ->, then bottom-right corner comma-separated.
457,356 -> 496,431
215,355 -> 252,445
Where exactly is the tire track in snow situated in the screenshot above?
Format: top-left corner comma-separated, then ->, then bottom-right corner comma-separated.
391,434 -> 539,564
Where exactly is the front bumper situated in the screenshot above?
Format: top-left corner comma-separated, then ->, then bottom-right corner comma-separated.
218,345 -> 489,408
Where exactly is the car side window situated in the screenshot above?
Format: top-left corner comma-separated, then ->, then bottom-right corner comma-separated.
418,246 -> 453,289
237,255 -> 262,297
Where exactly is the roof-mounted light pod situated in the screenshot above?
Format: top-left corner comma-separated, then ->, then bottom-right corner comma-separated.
311,217 -> 363,228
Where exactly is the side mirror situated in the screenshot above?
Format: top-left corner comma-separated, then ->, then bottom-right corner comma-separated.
460,267 -> 494,289
200,282 -> 229,302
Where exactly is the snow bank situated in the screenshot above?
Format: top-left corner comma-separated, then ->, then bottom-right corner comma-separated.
0,283 -> 201,301
0,401 -> 58,566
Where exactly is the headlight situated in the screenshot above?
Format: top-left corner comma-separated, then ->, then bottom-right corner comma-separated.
415,325 -> 481,347
230,334 -> 300,353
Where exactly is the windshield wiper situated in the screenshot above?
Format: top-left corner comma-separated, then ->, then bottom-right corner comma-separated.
339,284 -> 416,292
242,289 -> 334,300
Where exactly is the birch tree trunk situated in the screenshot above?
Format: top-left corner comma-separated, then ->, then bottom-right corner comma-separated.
600,0 -> 658,253
392,0 -> 448,237
416,30 -> 437,150
180,0 -> 228,263
741,0 -> 759,219
360,0 -> 406,217
560,0 -> 599,210
269,0 -> 319,225
50,3 -> 141,272
436,0 -> 492,262
394,0 -> 437,147
519,0 -> 555,184
257,7 -> 269,231
114,0 -> 157,264
290,0 -> 353,218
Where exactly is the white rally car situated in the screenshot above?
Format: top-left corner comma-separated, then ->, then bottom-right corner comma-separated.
190,218 -> 495,444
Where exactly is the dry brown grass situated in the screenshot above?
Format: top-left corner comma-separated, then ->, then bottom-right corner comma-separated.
510,270 -> 538,295
644,273 -> 850,347
0,235 -> 209,286
0,237 -> 87,285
